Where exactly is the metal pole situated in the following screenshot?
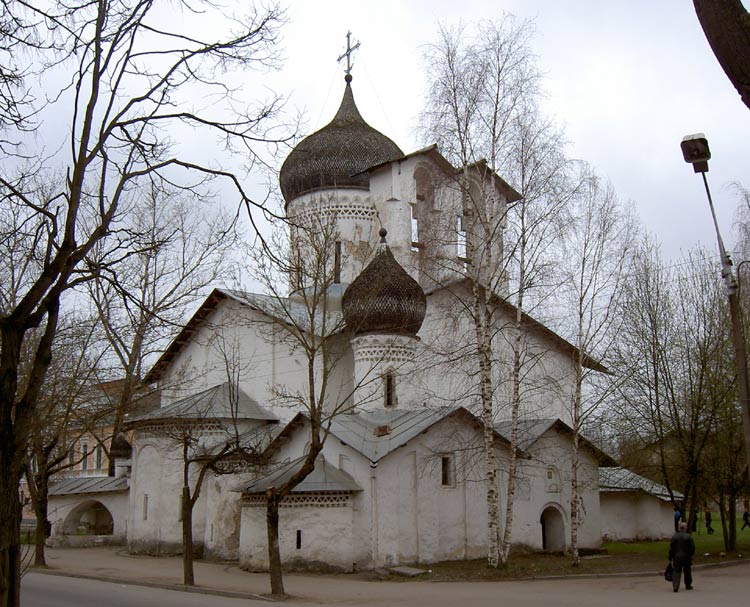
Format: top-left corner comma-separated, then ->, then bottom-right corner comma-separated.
702,172 -> 750,476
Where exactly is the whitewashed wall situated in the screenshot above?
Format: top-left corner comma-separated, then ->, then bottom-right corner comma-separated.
601,492 -> 674,541
48,490 -> 128,546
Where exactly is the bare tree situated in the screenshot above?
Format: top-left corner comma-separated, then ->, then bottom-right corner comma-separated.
23,313 -> 110,566
419,15 -> 573,567
240,205 -> 399,595
614,242 -> 729,528
0,2 -> 292,604
558,168 -> 637,565
89,182 -> 242,475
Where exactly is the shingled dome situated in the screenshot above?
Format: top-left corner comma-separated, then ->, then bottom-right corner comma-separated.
279,75 -> 404,203
342,229 -> 426,337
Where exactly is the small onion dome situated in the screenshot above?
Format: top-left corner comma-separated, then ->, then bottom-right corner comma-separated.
342,228 -> 426,336
279,75 -> 404,204
110,434 -> 132,459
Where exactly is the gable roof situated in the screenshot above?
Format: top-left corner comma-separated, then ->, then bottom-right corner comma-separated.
599,466 -> 682,502
49,476 -> 128,496
126,382 -> 277,425
239,455 -> 362,494
425,279 -> 608,373
328,406 -> 512,464
144,288 -> 344,384
494,418 -> 617,466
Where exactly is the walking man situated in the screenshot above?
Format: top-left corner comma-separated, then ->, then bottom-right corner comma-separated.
669,521 -> 695,592
742,508 -> 750,530
704,509 -> 714,534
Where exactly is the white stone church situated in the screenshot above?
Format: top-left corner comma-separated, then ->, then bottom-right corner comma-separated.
47,73 -> 677,570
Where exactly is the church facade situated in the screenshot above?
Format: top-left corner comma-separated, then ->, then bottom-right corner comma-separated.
48,73 -> 625,570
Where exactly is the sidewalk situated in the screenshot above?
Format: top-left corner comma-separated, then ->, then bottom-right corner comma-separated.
36,546 -> 410,604
32,545 -> 750,606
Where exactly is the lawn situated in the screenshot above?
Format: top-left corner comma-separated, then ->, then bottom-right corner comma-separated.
375,528 -> 750,582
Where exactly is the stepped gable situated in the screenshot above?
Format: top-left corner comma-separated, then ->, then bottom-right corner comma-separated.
342,228 -> 426,336
279,74 -> 404,203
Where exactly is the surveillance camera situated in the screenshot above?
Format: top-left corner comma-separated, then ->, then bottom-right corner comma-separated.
681,133 -> 711,172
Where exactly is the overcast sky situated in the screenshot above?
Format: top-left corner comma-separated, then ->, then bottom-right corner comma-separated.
262,0 -> 749,263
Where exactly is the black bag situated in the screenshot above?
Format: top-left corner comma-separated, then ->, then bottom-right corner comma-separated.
664,562 -> 673,582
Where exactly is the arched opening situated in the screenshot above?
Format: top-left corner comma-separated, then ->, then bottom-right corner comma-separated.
540,505 -> 565,552
62,500 -> 114,536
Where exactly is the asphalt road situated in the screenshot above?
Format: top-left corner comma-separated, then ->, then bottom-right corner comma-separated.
21,574 -> 273,607
22,562 -> 750,607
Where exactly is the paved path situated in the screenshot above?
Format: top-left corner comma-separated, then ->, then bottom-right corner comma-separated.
30,547 -> 750,606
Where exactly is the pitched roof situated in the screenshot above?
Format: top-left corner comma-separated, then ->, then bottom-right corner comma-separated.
599,467 -> 682,501
328,406 -> 511,463
494,418 -> 618,466
127,382 -> 277,425
144,288 -> 344,384
424,279 -> 608,373
49,476 -> 128,496
240,456 -> 362,494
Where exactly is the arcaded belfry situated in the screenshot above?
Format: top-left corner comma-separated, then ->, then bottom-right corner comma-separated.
342,228 -> 426,411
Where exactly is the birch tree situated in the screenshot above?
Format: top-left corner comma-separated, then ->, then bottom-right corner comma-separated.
0,2 -> 291,604
559,168 -> 637,565
420,16 -> 573,566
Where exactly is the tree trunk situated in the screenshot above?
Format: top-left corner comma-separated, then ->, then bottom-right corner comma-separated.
499,310 -> 523,566
0,467 -> 22,607
727,490 -> 737,552
32,479 -> 50,568
473,283 -> 500,568
265,489 -> 284,596
182,488 -> 194,586
693,0 -> 750,110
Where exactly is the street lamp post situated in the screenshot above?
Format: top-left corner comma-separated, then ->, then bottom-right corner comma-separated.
681,133 -> 750,476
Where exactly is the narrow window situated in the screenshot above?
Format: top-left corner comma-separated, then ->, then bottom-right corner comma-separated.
81,442 -> 88,471
457,215 -> 467,260
410,205 -> 420,251
441,455 -> 455,486
296,529 -> 302,550
384,372 -> 395,409
68,448 -> 75,467
143,494 -> 149,521
334,241 -> 342,284
96,445 -> 103,470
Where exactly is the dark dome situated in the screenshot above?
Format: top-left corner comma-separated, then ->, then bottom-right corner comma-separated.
342,229 -> 426,337
279,76 -> 404,203
110,434 -> 132,459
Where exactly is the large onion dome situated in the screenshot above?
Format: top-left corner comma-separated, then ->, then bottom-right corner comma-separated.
279,75 -> 404,203
342,229 -> 426,337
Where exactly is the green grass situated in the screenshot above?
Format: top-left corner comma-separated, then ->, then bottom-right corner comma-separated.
359,528 -> 750,582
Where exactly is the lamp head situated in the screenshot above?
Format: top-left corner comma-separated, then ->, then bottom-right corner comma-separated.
681,133 -> 711,173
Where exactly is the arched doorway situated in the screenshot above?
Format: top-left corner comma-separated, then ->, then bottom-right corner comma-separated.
62,500 -> 114,536
540,505 -> 566,552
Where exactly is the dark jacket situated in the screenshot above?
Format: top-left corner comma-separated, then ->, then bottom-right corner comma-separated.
669,531 -> 695,563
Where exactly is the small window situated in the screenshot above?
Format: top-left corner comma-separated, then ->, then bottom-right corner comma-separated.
96,445 -> 103,469
441,455 -> 455,486
410,205 -> 420,251
384,372 -> 396,409
457,215 -> 467,259
296,529 -> 302,550
81,442 -> 88,471
143,494 -> 149,521
334,241 -> 342,284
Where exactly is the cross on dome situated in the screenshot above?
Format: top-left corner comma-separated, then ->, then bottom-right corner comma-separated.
337,31 -> 361,77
